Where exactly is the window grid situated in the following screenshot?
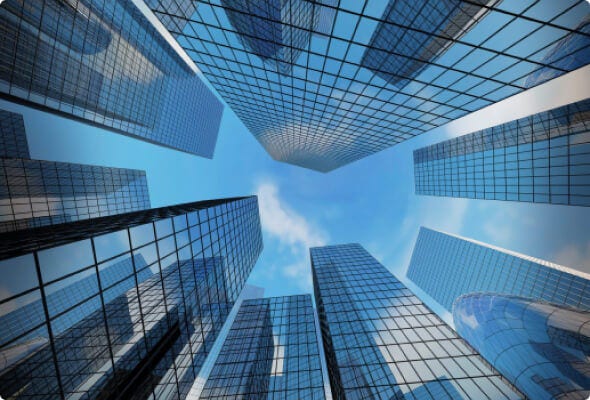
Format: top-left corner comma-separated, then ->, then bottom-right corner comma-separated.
148,0 -> 589,171
407,227 -> 590,313
311,243 -> 523,399
414,99 -> 590,206
0,196 -> 263,399
200,295 -> 326,399
0,0 -> 223,157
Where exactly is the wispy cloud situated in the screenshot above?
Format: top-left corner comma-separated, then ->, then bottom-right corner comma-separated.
554,241 -> 590,273
255,181 -> 327,291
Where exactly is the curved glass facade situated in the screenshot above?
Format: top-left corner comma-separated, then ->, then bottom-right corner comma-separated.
454,293 -> 590,400
311,244 -> 522,399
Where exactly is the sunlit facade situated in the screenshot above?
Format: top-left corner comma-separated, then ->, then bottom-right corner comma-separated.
0,196 -> 263,399
0,0 -> 223,157
148,0 -> 589,171
200,295 -> 326,399
454,294 -> 590,400
407,227 -> 590,312
414,99 -> 590,206
0,109 -> 150,233
311,243 -> 522,399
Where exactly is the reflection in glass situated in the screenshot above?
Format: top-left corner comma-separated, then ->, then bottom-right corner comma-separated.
454,293 -> 590,400
311,244 -> 522,399
0,196 -> 263,399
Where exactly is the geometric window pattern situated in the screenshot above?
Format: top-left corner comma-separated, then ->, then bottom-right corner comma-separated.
407,227 -> 590,313
0,196 -> 263,399
0,0 -> 223,157
454,294 -> 590,400
311,243 -> 523,399
414,99 -> 590,206
149,0 -> 590,171
0,110 -> 150,233
201,295 -> 326,399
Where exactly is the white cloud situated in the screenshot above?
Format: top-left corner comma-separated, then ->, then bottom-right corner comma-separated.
256,182 -> 326,251
554,241 -> 590,273
255,181 -> 327,291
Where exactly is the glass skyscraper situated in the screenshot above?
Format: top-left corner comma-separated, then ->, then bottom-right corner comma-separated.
148,0 -> 589,171
413,99 -> 590,206
200,294 -> 327,399
408,227 -> 590,313
0,0 -> 224,157
454,294 -> 590,400
0,109 -> 150,233
0,195 -> 263,399
311,243 -> 522,399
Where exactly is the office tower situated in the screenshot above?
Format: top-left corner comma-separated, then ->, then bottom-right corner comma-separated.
0,196 -> 263,399
0,109 -> 150,233
149,1 -> 589,171
408,227 -> 590,313
454,294 -> 590,400
413,99 -> 590,206
310,243 -> 522,399
0,0 -> 223,157
200,294 -> 327,399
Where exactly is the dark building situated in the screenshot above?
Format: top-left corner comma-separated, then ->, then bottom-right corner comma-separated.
311,243 -> 522,399
200,294 -> 327,399
0,0 -> 223,157
413,99 -> 590,206
0,196 -> 263,399
407,227 -> 590,312
454,294 -> 590,400
361,0 -> 497,89
0,109 -> 150,233
149,1 -> 589,171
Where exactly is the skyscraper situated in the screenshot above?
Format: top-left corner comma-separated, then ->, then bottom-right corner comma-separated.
0,0 -> 224,157
454,294 -> 590,400
0,109 -> 150,233
407,227 -> 590,313
0,195 -> 263,399
149,0 -> 589,171
413,99 -> 590,206
311,243 -> 522,399
200,294 -> 327,399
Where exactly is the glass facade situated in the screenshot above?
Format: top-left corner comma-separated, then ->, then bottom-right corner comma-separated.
454,294 -> 590,400
200,295 -> 326,399
0,109 -> 150,233
311,243 -> 522,399
407,227 -> 590,313
414,99 -> 590,206
0,0 -> 223,157
148,0 -> 589,171
0,196 -> 263,399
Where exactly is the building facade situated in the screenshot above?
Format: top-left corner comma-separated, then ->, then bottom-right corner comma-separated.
454,294 -> 590,400
407,227 -> 590,312
413,99 -> 590,206
0,196 -> 263,399
148,0 -> 589,171
0,0 -> 223,157
200,294 -> 326,399
0,109 -> 150,233
311,243 -> 522,399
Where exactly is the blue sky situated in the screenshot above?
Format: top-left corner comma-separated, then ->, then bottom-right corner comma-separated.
2,64 -> 589,325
